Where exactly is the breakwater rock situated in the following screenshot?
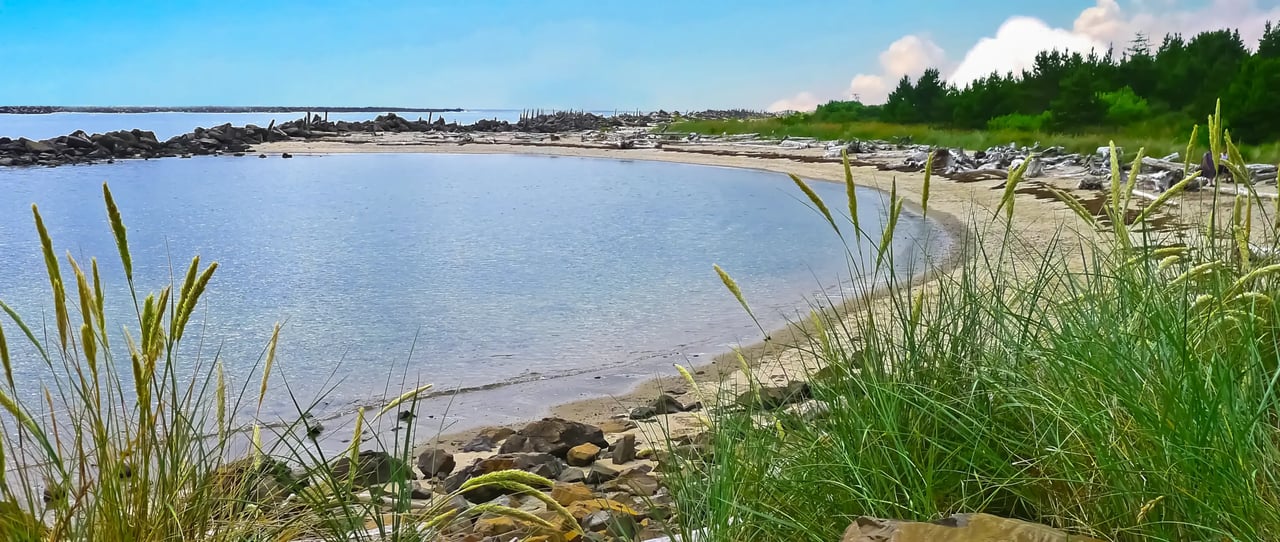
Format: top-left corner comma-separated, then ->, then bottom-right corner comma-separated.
0,110 -> 775,168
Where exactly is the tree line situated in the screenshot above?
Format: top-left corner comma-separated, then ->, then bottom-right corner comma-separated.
808,24 -> 1280,143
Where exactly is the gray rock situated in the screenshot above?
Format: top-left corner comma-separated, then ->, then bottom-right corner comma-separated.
416,448 -> 455,479
330,450 -> 415,487
443,453 -> 567,503
498,417 -> 608,458
462,426 -> 516,452
735,381 -> 811,410
557,467 -> 586,484
585,462 -> 620,485
611,434 -> 637,465
19,138 -> 55,154
629,394 -> 686,420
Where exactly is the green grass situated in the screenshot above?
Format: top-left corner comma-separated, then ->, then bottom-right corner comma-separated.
666,110 -> 1280,541
664,117 -> 1280,164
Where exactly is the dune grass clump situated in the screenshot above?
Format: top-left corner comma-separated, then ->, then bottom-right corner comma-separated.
669,103 -> 1280,541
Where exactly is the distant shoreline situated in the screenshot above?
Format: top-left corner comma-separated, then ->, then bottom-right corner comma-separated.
0,106 -> 464,115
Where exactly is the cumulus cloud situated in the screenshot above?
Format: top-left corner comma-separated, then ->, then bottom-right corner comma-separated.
1077,0 -> 1280,48
845,34 -> 948,104
848,75 -> 890,105
948,16 -> 1105,86
766,0 -> 1280,109
767,91 -> 823,113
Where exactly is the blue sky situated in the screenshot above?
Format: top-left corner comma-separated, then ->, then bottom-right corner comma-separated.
0,0 -> 1270,110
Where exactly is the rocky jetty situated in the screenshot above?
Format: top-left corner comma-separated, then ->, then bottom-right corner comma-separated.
0,124 -> 268,166
0,109 -> 776,168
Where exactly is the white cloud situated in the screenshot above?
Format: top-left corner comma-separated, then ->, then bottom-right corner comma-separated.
767,91 -> 823,113
879,35 -> 948,79
948,16 -> 1105,86
848,74 -> 890,105
766,0 -> 1280,110
846,34 -> 947,105
1077,0 -> 1280,49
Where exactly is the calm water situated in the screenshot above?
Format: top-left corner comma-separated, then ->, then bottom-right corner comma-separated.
0,110 -> 548,140
0,153 -> 941,429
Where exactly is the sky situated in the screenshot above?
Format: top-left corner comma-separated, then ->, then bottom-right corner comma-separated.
0,0 -> 1276,111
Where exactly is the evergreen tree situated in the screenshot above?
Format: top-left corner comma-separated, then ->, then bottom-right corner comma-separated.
882,75 -> 918,123
913,68 -> 951,123
1260,21 -> 1280,59
1224,56 -> 1280,141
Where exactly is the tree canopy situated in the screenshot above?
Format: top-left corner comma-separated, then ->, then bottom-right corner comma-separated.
810,24 -> 1280,142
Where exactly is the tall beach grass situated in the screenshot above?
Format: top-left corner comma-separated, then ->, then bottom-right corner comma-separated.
668,104 -> 1280,541
0,187 -> 571,541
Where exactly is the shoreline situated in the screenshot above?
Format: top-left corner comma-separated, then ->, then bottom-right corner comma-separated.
248,134 -> 1250,462
242,138 -> 985,457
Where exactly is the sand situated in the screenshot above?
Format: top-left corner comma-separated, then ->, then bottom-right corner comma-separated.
256,132 -> 1243,456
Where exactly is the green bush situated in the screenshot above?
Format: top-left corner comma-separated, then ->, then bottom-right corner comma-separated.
1099,86 -> 1153,125
985,112 -> 1051,132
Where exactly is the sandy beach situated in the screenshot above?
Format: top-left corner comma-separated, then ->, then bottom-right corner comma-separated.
255,132 -> 1231,458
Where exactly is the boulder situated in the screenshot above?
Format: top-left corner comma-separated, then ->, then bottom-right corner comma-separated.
611,434 -> 636,465
629,394 -> 686,420
604,469 -> 659,497
19,138 -> 56,154
443,453 -> 567,503
567,443 -> 601,467
416,448 -> 455,479
330,450 -> 414,487
599,418 -> 638,434
583,509 -> 640,538
212,456 -> 304,508
64,132 -> 95,149
550,482 -> 595,506
557,468 -> 586,484
473,516 -> 520,538
565,498 -> 640,523
842,513 -> 1103,542
462,426 -> 516,452
498,418 -> 608,458
735,381 -> 811,410
585,462 -> 619,485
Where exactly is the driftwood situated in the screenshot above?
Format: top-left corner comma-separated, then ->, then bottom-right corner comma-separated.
946,169 -> 1008,182
1140,156 -> 1185,174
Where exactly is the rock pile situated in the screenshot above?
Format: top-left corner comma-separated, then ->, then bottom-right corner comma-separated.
1,109 -> 778,168
0,125 -> 268,167
218,416 -> 692,541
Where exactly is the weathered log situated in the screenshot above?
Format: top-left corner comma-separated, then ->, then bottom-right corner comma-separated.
1140,156 -> 1184,174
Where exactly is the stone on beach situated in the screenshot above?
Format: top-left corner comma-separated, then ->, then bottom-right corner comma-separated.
498,417 -> 609,459
842,513 -> 1104,542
